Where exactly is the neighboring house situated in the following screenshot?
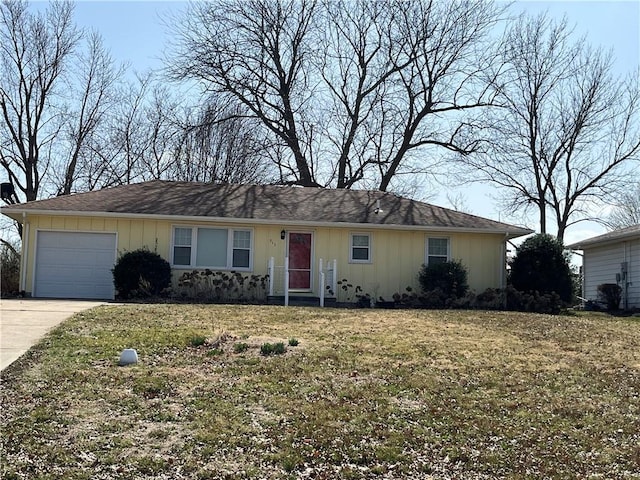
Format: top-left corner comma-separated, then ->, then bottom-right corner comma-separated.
1,181 -> 531,302
567,224 -> 640,309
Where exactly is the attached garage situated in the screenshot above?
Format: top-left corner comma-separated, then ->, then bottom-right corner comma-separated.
34,231 -> 117,299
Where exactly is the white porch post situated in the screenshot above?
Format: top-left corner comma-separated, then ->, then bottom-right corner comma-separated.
319,258 -> 325,307
284,256 -> 290,307
332,259 -> 337,296
268,257 -> 275,296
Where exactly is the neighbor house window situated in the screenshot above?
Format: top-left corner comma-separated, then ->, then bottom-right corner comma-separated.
350,233 -> 371,263
172,226 -> 252,270
427,237 -> 449,265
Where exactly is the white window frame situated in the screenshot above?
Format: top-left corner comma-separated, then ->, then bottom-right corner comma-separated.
172,227 -> 193,266
171,226 -> 253,271
349,232 -> 372,263
426,237 -> 450,265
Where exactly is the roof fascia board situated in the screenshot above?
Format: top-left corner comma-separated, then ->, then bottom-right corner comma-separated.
2,208 -> 532,238
568,233 -> 640,250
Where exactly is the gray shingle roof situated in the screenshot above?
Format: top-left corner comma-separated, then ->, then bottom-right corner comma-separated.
1,180 -> 531,236
566,224 -> 640,250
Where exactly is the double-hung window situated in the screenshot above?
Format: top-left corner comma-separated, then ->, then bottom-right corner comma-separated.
173,228 -> 193,266
350,233 -> 371,263
232,230 -> 251,268
172,226 -> 252,270
426,237 -> 449,265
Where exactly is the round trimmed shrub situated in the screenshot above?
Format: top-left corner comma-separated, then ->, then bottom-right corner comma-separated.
112,248 -> 171,299
418,260 -> 469,298
509,234 -> 573,303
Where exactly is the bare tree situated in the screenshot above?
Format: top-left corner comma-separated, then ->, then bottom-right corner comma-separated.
316,0 -> 405,188
461,13 -> 640,241
375,0 -> 501,192
1,0 -> 123,203
168,0 -> 503,191
137,84 -> 182,181
169,0 -> 319,186
108,74 -> 274,185
103,73 -> 157,186
57,31 -> 124,195
171,98 -> 274,184
602,183 -> 640,230
1,0 -> 80,203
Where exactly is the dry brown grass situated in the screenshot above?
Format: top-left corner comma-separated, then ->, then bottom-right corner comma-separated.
1,304 -> 639,479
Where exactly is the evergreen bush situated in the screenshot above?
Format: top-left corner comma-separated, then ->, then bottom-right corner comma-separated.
509,234 -> 573,304
112,248 -> 171,299
418,260 -> 469,301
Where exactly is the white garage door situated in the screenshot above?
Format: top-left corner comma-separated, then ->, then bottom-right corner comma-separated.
35,231 -> 117,299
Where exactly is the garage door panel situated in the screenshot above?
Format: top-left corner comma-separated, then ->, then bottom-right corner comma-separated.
36,279 -> 113,298
35,231 -> 116,299
38,248 -> 113,266
40,249 -> 113,266
38,264 -> 99,280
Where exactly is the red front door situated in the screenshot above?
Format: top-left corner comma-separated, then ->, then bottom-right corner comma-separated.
288,232 -> 312,290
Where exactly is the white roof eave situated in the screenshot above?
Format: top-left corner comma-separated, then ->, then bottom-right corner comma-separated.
1,207 -> 533,239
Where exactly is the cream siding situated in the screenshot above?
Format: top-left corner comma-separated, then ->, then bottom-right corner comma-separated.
583,238 -> 640,308
21,214 -> 507,301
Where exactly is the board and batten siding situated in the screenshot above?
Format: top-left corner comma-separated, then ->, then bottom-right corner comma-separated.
583,238 -> 640,308
23,215 -> 171,296
23,214 -> 507,300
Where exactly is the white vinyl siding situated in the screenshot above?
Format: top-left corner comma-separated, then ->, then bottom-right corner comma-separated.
172,226 -> 252,270
426,237 -> 450,265
583,239 -> 640,308
629,239 -> 640,308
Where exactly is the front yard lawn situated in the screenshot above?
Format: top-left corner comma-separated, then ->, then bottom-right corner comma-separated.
1,305 -> 639,479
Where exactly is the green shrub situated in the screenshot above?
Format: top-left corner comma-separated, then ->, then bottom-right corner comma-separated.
288,338 -> 299,347
485,286 -> 564,314
189,335 -> 207,347
597,283 -> 622,310
418,260 -> 469,304
520,290 -> 563,315
112,248 -> 171,299
451,286 -> 563,314
418,287 -> 448,308
509,234 -> 573,303
234,342 -> 249,353
260,342 -> 286,356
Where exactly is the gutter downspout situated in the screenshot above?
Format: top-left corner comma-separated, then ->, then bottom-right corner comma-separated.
20,212 -> 29,294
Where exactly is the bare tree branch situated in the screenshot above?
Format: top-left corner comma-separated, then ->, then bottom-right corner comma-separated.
457,13 -> 640,241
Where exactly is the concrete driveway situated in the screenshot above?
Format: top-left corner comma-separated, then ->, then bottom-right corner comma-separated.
0,299 -> 104,371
